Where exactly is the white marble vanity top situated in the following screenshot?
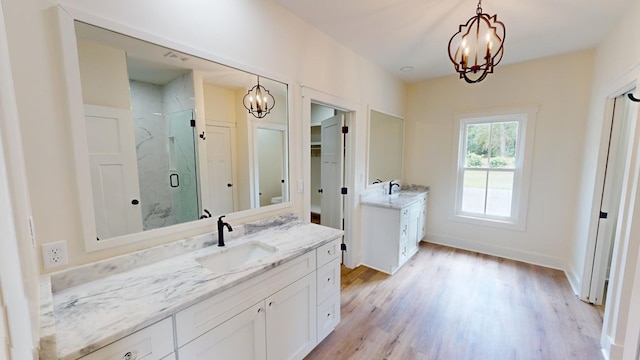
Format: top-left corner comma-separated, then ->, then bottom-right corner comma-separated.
360,185 -> 429,210
38,215 -> 343,360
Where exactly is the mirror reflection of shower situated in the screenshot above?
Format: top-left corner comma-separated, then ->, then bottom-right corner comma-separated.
130,72 -> 200,231
75,21 -> 290,244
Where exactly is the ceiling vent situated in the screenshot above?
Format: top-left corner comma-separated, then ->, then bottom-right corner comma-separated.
163,51 -> 190,62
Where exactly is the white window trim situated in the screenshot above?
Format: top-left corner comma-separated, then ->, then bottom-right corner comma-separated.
449,106 -> 538,231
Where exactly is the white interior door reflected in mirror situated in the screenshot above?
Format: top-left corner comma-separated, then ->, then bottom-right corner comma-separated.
253,124 -> 287,208
206,124 -> 236,216
84,104 -> 143,239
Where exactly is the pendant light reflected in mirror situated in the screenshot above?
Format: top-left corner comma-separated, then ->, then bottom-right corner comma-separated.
243,76 -> 276,118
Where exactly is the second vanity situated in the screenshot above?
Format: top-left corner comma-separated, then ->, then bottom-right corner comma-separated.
360,187 -> 429,275
39,215 -> 343,360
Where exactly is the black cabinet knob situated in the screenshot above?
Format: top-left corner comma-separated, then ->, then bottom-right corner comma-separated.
227,183 -> 233,187
131,199 -> 139,205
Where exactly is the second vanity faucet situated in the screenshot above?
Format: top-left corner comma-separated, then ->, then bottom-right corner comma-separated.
389,181 -> 400,195
217,215 -> 233,247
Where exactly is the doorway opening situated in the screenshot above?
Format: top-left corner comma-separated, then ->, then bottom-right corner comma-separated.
586,91 -> 636,309
310,103 -> 348,230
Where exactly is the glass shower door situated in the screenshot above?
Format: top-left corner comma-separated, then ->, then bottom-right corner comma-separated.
167,109 -> 200,224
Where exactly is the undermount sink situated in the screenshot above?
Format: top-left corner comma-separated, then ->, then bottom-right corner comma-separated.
196,241 -> 278,274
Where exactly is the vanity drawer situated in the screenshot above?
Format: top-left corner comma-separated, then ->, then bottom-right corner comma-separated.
317,291 -> 341,342
316,238 -> 341,267
78,317 -> 173,360
317,257 -> 341,304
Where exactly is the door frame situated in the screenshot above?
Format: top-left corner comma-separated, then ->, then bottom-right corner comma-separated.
585,93 -> 633,305
301,86 -> 364,269
579,66 -> 640,357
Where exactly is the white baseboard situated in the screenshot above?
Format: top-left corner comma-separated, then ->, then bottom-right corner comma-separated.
564,265 -> 582,296
609,342 -> 624,360
426,232 -> 568,272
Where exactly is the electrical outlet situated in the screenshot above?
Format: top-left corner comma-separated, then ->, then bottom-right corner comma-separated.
42,241 -> 68,269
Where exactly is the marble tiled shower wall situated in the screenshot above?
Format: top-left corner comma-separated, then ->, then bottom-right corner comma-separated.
130,72 -> 198,230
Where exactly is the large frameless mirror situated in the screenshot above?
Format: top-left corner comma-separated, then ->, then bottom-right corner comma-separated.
367,110 -> 404,185
72,21 -> 289,246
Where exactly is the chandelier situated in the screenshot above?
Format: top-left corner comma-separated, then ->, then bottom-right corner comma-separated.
242,76 -> 275,119
447,0 -> 505,83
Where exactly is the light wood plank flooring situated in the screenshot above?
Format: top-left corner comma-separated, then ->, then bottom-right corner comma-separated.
306,242 -> 603,360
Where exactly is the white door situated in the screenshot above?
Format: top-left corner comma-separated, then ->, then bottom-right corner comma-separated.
178,302 -> 266,360
206,125 -> 235,216
588,94 -> 634,304
265,273 -> 316,360
84,104 -> 143,239
320,114 -> 344,230
256,127 -> 285,207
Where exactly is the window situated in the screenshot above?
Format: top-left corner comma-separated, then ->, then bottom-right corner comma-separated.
452,107 -> 537,230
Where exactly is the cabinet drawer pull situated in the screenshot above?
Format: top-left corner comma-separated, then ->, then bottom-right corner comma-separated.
326,312 -> 332,318
269,301 -> 274,307
327,277 -> 332,282
123,351 -> 137,360
327,249 -> 333,255
258,308 -> 263,313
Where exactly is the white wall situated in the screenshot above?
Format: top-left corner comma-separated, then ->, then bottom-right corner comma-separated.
76,39 -> 130,108
203,83 -> 238,123
405,50 -> 594,270
0,0 -> 39,356
1,0 -> 405,268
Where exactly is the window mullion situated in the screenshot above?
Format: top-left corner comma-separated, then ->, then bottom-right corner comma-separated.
483,170 -> 489,215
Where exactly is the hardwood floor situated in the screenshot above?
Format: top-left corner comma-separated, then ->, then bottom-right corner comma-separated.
306,242 -> 603,360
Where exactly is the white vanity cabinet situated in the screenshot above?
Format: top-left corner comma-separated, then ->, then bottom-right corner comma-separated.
78,317 -> 174,360
175,238 -> 341,360
361,193 -> 427,275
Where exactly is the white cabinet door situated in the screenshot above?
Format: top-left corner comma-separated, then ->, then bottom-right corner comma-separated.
178,302 -> 267,360
407,202 -> 421,256
418,195 -> 427,242
266,272 -> 317,360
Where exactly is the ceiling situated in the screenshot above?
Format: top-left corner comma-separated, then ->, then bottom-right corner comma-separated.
273,0 -> 631,83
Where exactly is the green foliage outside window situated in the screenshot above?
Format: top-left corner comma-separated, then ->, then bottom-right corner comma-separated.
465,121 -> 518,168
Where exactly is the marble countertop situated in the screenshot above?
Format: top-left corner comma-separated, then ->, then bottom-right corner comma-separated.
360,186 -> 429,210
39,215 -> 343,360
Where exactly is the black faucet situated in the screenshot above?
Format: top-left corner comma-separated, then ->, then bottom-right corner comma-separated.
217,215 -> 233,247
389,181 -> 400,195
